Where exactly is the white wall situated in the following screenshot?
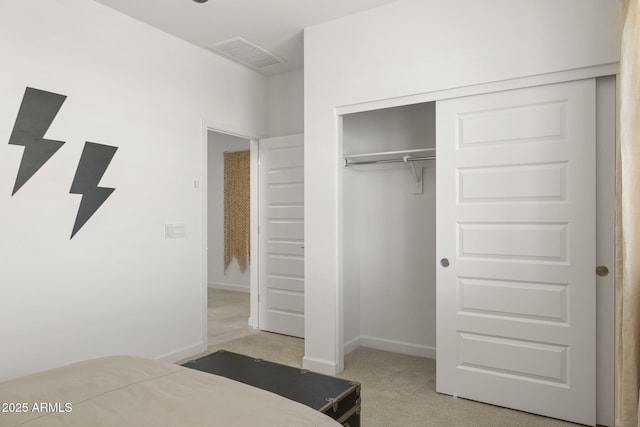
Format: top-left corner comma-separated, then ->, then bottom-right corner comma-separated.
0,0 -> 265,381
207,131 -> 251,292
265,68 -> 304,137
342,103 -> 436,356
303,0 -> 620,374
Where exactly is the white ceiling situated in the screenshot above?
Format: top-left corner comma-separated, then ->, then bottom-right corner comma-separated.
94,0 -> 398,76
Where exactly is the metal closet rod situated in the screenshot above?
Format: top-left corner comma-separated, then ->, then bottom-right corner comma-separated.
344,155 -> 436,168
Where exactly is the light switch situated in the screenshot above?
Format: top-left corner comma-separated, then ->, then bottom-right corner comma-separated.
165,223 -> 186,238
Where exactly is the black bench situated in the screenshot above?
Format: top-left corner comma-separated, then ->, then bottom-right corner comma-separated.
183,350 -> 361,426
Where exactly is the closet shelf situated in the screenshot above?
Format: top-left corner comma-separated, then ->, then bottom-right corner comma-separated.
343,148 -> 435,195
343,148 -> 435,168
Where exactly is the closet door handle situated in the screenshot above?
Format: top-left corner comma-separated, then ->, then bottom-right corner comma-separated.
440,258 -> 450,268
596,266 -> 609,277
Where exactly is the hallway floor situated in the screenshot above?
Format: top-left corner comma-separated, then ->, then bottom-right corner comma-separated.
207,288 -> 256,347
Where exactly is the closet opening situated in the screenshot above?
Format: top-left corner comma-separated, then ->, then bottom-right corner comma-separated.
340,101 -> 437,359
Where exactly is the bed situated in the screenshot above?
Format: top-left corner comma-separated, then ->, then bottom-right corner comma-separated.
0,356 -> 341,427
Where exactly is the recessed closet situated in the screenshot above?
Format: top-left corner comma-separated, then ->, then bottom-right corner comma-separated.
342,102 -> 437,357
338,77 -> 616,426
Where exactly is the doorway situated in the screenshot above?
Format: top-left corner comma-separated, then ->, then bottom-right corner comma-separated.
202,127 -> 307,347
205,129 -> 258,346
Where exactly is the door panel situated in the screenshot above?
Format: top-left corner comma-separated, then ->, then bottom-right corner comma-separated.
258,135 -> 305,338
267,221 -> 304,241
458,278 -> 568,322
458,162 -> 567,202
436,80 -> 596,425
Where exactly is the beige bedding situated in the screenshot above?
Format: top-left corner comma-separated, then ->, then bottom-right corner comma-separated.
0,356 -> 340,427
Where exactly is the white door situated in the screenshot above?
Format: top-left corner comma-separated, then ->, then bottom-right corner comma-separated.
436,79 -> 596,425
258,134 -> 304,337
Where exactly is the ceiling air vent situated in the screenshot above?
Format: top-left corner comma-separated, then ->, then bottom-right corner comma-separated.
208,37 -> 284,69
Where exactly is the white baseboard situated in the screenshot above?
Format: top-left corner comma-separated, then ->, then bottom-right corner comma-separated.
344,336 -> 361,355
155,341 -> 207,364
208,282 -> 250,293
303,356 -> 339,376
248,317 -> 255,328
346,335 -> 436,359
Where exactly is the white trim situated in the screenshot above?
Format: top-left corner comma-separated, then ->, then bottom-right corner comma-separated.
336,115 -> 345,373
343,335 -> 436,358
208,282 -> 250,293
344,336 -> 360,355
203,119 -> 264,141
359,336 -> 436,359
156,342 -> 206,364
200,120 -> 209,361
250,139 -> 259,330
303,356 -> 339,376
335,63 -> 619,116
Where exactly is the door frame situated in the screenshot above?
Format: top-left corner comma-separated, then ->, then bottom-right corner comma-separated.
201,120 -> 261,349
335,63 -> 618,424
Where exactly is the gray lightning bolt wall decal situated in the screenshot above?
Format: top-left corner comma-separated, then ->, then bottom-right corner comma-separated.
9,87 -> 67,195
69,142 -> 118,239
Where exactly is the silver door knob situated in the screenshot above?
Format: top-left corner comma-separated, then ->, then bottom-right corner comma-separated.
440,258 -> 450,267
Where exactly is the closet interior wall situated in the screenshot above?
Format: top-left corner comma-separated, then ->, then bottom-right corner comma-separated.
342,102 -> 437,357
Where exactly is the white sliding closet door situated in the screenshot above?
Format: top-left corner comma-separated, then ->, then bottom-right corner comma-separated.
435,79 -> 596,425
258,134 -> 305,338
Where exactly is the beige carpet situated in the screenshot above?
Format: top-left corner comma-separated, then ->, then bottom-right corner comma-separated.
200,331 -> 578,427
206,288 -> 256,347
189,289 -> 581,426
